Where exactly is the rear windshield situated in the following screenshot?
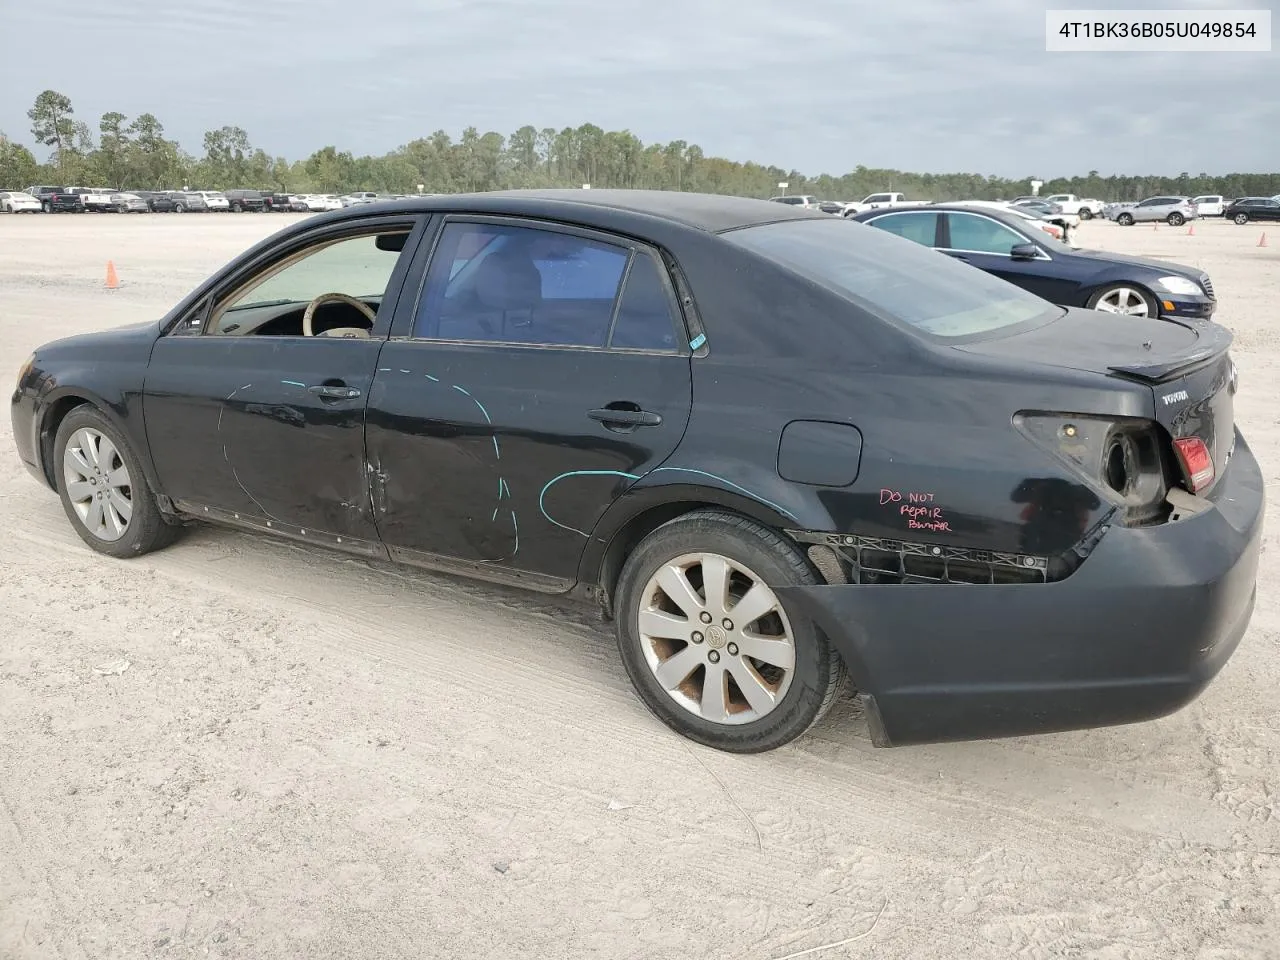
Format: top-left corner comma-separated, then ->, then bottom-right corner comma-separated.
722,218 -> 1056,339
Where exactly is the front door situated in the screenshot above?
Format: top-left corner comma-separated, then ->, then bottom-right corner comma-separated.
144,216 -> 425,553
365,215 -> 694,588
939,210 -> 1079,305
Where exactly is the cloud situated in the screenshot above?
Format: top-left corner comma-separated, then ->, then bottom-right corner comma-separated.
2,0 -> 1274,177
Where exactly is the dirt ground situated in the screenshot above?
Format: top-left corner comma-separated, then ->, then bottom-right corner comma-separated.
1,211 -> 1277,959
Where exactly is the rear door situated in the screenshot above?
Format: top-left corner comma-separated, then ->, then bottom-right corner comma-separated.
365,215 -> 694,588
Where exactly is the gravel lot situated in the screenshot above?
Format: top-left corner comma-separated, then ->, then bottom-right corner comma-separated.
1,212 -> 1277,959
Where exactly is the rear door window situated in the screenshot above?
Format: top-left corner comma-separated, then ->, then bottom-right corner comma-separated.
414,221 -> 630,347
608,251 -> 681,351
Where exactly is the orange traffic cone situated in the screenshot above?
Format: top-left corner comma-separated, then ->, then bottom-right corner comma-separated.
105,261 -> 120,289
1259,232 -> 1268,248
1187,224 -> 1194,236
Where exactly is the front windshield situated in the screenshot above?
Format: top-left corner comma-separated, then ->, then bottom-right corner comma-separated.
722,217 -> 1057,339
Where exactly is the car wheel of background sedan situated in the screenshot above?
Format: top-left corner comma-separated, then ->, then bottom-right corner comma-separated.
1079,209 -> 1093,220
54,406 -> 181,558
1117,213 -> 1134,226
1234,213 -> 1249,225
1087,284 -> 1159,318
41,201 -> 51,213
614,510 -> 846,753
1167,212 -> 1185,226
174,203 -> 185,213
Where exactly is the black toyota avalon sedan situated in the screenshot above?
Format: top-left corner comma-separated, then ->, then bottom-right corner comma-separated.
11,190 -> 1263,753
849,203 -> 1217,322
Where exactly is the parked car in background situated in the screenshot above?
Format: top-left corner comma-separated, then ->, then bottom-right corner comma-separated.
77,188 -> 119,213
849,203 -> 1216,321
769,195 -> 820,208
841,192 -> 931,215
130,190 -> 178,212
197,191 -> 230,211
169,192 -> 209,213
344,192 -> 380,205
1113,196 -> 1198,226
1102,201 -> 1134,220
1011,198 -> 1079,236
263,192 -> 305,212
0,190 -> 42,213
10,189 -> 1260,753
110,193 -> 150,213
1224,197 -> 1280,224
1192,195 -> 1226,217
26,186 -> 85,213
224,189 -> 268,213
1042,194 -> 1104,220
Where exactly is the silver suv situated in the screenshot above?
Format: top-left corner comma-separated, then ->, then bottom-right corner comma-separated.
1114,195 -> 1198,227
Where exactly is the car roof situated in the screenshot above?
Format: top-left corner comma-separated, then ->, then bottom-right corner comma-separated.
321,189 -> 830,233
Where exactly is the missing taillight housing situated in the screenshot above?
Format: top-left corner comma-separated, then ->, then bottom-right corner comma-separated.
1015,413 -> 1170,524
1173,436 -> 1214,492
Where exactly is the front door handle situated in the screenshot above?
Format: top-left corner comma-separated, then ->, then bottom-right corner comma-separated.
309,384 -> 361,400
588,407 -> 662,427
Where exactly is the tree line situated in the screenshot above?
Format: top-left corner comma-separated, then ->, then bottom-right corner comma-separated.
3,88 -> 1279,202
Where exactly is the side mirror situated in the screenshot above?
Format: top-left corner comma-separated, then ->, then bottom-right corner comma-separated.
1010,242 -> 1040,260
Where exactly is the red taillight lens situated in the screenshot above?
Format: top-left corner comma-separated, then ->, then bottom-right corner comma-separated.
1174,437 -> 1214,492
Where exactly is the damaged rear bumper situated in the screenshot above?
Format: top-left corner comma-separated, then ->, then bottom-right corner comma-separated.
776,431 -> 1265,747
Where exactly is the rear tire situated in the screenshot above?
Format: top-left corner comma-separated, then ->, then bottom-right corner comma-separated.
54,407 -> 183,559
1167,212 -> 1185,226
1079,208 -> 1093,220
613,510 -> 846,753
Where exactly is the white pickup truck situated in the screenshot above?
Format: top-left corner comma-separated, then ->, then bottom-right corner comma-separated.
840,192 -> 931,216
1041,194 -> 1105,220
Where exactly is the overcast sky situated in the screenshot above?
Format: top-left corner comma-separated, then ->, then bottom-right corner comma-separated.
3,0 -> 1276,178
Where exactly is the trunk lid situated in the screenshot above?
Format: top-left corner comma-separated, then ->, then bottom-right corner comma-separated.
958,307 -> 1238,492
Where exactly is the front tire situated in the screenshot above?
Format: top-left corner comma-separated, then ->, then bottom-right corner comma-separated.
614,510 -> 845,753
1234,212 -> 1249,225
54,407 -> 182,558
1087,284 -> 1159,318
1117,212 -> 1134,226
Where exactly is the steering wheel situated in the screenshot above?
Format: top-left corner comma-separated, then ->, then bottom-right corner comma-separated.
302,292 -> 377,338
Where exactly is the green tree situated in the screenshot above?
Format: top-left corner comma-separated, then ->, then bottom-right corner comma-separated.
0,132 -> 40,187
200,125 -> 252,187
27,90 -> 76,173
95,111 -> 130,187
127,113 -> 183,188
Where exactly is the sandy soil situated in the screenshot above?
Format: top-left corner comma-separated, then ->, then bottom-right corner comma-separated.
1,212 -> 1277,959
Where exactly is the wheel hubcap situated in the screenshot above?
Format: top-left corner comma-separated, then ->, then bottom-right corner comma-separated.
637,552 -> 796,725
62,427 -> 133,542
1096,287 -> 1150,317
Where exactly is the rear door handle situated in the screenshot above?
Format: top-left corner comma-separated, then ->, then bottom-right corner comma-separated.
309,384 -> 362,400
588,407 -> 662,427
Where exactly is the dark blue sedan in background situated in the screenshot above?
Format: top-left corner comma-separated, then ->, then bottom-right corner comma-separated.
849,204 -> 1216,322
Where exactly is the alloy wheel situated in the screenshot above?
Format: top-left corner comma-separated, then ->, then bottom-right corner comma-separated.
1095,287 -> 1151,317
637,552 -> 796,725
62,427 -> 133,542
